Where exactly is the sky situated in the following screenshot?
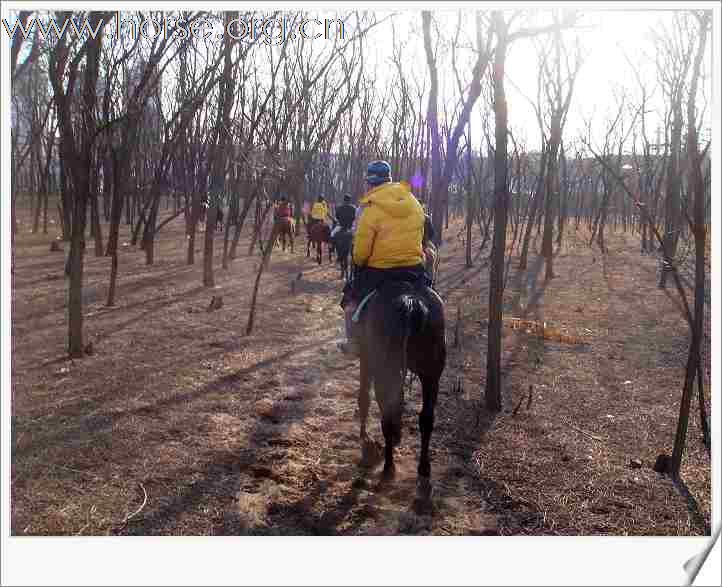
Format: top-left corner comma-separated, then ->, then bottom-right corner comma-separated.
5,6 -> 714,154
360,8 -> 714,153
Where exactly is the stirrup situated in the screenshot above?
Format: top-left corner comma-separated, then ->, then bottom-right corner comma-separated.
338,340 -> 360,356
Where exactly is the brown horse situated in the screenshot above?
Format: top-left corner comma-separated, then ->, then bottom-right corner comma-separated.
274,217 -> 295,252
307,221 -> 332,265
357,279 -> 446,497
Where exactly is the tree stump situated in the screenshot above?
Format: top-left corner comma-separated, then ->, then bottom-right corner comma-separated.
208,295 -> 223,311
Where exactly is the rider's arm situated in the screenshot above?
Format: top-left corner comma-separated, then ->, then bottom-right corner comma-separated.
352,206 -> 375,266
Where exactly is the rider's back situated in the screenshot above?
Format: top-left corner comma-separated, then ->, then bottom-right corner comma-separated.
276,203 -> 292,218
310,201 -> 328,221
353,182 -> 425,270
336,203 -> 356,230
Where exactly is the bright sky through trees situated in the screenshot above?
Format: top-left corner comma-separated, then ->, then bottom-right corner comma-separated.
3,5 -> 715,155
363,8 -> 713,153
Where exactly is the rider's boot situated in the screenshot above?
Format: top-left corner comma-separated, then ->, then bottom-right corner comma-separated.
338,303 -> 360,356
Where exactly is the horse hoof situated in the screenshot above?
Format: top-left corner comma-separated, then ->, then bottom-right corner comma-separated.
416,476 -> 433,500
360,439 -> 382,468
393,429 -> 403,447
413,477 -> 434,514
381,464 -> 396,481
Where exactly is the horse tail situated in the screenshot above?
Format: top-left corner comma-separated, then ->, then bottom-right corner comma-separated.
396,294 -> 429,337
384,291 -> 428,443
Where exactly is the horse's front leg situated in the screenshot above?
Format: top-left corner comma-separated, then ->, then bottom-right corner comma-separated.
359,348 -> 382,469
358,354 -> 371,442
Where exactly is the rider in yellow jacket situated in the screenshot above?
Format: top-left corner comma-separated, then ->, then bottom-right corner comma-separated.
353,182 -> 425,268
309,196 -> 330,225
339,161 -> 431,355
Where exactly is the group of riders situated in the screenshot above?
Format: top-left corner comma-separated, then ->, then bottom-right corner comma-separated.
273,160 -> 439,357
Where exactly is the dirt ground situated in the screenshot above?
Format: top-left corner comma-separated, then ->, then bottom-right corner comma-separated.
10,210 -> 711,536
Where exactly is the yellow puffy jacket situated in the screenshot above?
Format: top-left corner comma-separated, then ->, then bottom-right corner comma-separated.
310,201 -> 329,221
352,181 -> 425,269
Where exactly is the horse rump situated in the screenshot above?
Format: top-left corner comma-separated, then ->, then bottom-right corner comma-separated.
365,281 -> 429,453
370,281 -> 430,363
333,229 -> 353,258
360,279 -> 446,481
333,229 -> 353,276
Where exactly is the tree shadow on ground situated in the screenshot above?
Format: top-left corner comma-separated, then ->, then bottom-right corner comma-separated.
13,335 -> 338,463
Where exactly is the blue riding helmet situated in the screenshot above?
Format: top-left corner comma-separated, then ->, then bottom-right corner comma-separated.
366,160 -> 392,185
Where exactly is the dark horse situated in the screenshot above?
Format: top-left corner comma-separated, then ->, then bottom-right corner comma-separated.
274,217 -> 295,252
332,228 -> 354,281
357,280 -> 446,495
307,221 -> 332,265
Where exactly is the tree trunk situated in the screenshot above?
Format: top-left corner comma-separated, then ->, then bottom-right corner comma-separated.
542,120 -> 561,279
556,144 -> 568,247
519,149 -> 547,270
422,12 -> 445,246
659,104 -> 683,288
90,190 -> 103,257
485,13 -> 508,413
203,205 -> 217,286
187,193 -> 202,265
246,224 -> 278,335
669,15 -> 708,478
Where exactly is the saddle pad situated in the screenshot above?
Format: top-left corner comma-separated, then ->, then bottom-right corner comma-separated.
352,287 -> 443,324
352,290 -> 378,323
427,287 -> 444,307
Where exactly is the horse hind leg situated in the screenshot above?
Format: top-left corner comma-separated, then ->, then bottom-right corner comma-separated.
417,374 -> 440,480
375,369 -> 403,480
380,398 -> 402,480
358,346 -> 382,468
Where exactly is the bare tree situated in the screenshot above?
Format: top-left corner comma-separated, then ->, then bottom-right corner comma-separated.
537,23 -> 583,279
485,10 -> 578,412
423,11 -> 493,245
47,10 -> 111,356
669,11 -> 710,477
654,14 -> 695,288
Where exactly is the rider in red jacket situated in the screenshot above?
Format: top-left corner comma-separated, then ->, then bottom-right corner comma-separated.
275,197 -> 292,219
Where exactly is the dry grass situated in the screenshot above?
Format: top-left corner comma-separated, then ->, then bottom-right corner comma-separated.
10,209 -> 711,535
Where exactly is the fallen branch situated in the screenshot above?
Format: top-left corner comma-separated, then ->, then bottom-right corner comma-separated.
75,505 -> 97,536
121,483 -> 148,526
564,420 -> 604,442
511,395 -> 524,417
50,463 -> 104,480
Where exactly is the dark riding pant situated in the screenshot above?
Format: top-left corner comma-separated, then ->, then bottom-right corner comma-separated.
340,264 -> 430,309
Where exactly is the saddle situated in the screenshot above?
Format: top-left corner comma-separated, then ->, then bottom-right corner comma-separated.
352,282 -> 443,324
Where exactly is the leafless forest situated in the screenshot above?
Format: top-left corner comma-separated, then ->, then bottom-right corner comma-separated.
8,9 -> 713,537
